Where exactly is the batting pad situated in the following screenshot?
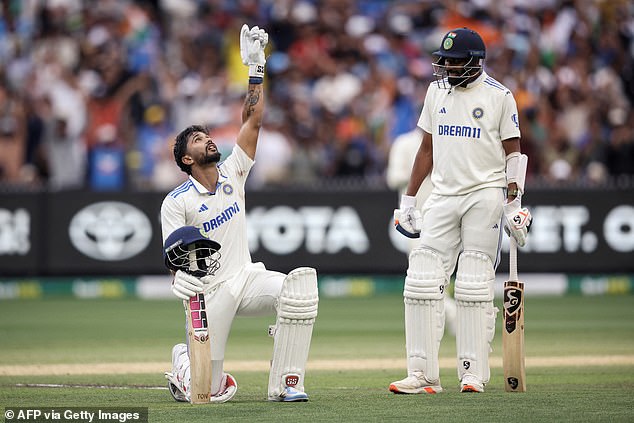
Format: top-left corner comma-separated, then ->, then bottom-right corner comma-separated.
454,251 -> 497,384
404,248 -> 446,381
268,267 -> 319,398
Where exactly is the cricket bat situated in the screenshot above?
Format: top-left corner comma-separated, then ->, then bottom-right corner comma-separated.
502,238 -> 526,392
185,293 -> 212,404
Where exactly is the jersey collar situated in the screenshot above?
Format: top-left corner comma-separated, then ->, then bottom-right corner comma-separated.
188,171 -> 228,195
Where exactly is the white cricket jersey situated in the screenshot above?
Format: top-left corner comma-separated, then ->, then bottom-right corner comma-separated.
418,71 -> 521,196
161,145 -> 254,283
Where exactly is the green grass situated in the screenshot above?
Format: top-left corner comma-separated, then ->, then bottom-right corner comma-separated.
1,294 -> 634,422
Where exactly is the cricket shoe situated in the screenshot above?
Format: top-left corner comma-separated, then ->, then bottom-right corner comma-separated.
268,386 -> 309,402
165,343 -> 190,402
460,374 -> 484,393
389,371 -> 443,394
210,373 -> 238,403
165,372 -> 188,402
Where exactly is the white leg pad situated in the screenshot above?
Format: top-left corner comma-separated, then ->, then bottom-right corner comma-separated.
268,267 -> 319,398
404,248 -> 447,381
454,251 -> 497,385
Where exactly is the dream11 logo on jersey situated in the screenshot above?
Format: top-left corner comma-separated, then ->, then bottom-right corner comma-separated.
69,201 -> 153,261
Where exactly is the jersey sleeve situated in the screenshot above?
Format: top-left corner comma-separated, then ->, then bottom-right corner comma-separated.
160,195 -> 185,243
218,145 -> 255,195
499,91 -> 521,141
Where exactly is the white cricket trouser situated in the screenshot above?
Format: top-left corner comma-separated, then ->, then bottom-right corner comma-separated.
199,262 -> 284,362
418,187 -> 504,276
192,262 -> 285,394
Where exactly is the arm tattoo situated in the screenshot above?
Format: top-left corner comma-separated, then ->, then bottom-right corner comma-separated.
245,87 -> 261,118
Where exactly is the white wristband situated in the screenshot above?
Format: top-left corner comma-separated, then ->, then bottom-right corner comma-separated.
248,64 -> 265,83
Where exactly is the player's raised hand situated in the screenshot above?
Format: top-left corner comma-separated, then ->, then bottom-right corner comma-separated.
394,194 -> 422,238
240,24 -> 268,82
503,198 -> 532,247
171,270 -> 204,300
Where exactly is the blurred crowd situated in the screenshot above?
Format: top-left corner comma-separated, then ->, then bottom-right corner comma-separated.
0,0 -> 633,192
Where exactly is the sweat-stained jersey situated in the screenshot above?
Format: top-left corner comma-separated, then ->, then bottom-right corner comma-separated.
161,145 -> 254,283
418,71 -> 521,196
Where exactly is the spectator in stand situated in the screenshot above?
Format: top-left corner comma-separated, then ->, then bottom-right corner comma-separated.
0,0 -> 632,190
0,80 -> 26,184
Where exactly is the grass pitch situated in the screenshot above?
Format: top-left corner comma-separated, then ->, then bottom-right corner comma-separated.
1,293 -> 633,422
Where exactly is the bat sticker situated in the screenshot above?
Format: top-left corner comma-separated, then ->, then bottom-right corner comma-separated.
504,285 -> 523,333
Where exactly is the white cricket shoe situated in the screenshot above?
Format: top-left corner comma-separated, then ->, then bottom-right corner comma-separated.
166,373 -> 188,402
389,371 -> 443,394
268,386 -> 309,402
460,374 -> 485,393
165,343 -> 190,402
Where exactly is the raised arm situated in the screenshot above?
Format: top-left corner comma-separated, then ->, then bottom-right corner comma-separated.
236,24 -> 268,160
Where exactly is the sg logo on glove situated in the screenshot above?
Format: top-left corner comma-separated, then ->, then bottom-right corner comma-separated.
513,209 -> 531,228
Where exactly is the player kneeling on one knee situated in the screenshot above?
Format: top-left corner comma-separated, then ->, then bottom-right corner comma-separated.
162,227 -> 318,403
159,23 -> 319,404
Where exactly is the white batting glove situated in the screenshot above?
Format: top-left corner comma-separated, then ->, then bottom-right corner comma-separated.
503,198 -> 533,247
240,24 -> 268,81
171,270 -> 204,300
394,194 -> 422,239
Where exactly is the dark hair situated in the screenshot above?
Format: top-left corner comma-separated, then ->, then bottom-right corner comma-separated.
173,125 -> 208,174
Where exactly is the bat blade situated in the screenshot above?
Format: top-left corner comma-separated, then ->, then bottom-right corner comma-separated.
186,293 -> 212,404
502,239 -> 526,392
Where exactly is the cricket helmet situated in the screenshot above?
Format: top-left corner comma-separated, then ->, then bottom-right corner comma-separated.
163,226 -> 221,277
432,27 -> 485,87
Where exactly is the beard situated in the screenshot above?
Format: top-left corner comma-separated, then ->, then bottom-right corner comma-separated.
447,75 -> 465,86
200,151 -> 221,165
448,68 -> 481,87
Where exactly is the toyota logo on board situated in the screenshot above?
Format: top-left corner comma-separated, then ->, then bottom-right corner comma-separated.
69,202 -> 152,261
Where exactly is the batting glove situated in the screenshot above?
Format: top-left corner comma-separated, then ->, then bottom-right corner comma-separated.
171,270 -> 204,300
394,194 -> 422,239
503,198 -> 533,247
240,24 -> 268,82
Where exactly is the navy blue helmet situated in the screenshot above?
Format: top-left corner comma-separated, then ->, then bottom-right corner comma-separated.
163,226 -> 221,277
432,28 -> 485,88
433,27 -> 486,59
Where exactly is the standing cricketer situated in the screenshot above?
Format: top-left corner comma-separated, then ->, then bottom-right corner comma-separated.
390,27 -> 532,394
